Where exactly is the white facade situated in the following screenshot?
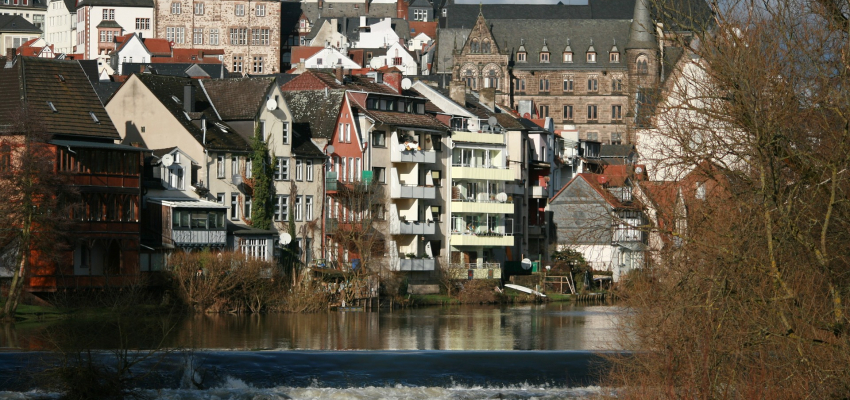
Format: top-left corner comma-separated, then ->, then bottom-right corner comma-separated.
369,42 -> 417,75
110,33 -> 151,74
45,0 -> 75,54
352,18 -> 399,49
303,47 -> 361,69
76,1 -> 154,59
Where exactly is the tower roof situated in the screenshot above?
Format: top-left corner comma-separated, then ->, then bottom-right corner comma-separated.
626,0 -> 656,50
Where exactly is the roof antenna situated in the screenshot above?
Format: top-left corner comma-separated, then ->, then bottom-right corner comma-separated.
479,2 -> 483,16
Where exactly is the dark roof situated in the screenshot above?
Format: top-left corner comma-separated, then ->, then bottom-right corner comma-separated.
78,59 -> 99,83
96,20 -> 123,29
75,0 -> 154,8
133,74 -> 251,152
426,85 -> 525,130
61,0 -> 77,13
50,139 -> 147,151
0,15 -> 41,33
151,147 -> 178,157
348,94 -> 448,131
662,46 -> 685,82
338,17 -> 411,42
0,57 -> 120,140
282,89 -> 345,140
202,77 -> 275,120
291,127 -> 325,158
122,63 -> 226,78
92,81 -> 123,103
300,2 -> 399,22
253,73 -> 298,86
227,222 -> 276,236
599,144 -> 636,158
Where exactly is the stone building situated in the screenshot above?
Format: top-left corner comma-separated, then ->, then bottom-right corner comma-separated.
444,0 -> 705,144
154,0 -> 281,75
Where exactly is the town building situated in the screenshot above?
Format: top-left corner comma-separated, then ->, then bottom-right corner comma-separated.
0,0 -> 46,35
0,56 -> 145,291
74,0 -> 155,60
1,15 -> 42,51
44,0 -> 75,53
153,0 -> 282,75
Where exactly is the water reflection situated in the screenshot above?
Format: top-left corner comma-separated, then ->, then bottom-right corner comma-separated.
0,303 -> 621,351
169,303 -> 621,351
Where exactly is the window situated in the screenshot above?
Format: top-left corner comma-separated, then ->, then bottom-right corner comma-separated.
166,27 -> 185,44
611,133 -> 623,145
171,2 -> 181,14
413,9 -> 427,21
696,182 -> 706,200
306,196 -> 313,221
231,156 -> 239,177
612,105 -> 623,120
374,167 -> 386,183
275,195 -> 289,221
306,160 -> 313,181
282,123 -> 289,144
235,4 -> 245,16
372,131 -> 386,147
193,28 -> 204,44
230,28 -> 248,45
538,105 -> 549,118
517,52 -> 527,62
563,105 -> 573,120
540,52 -> 550,63
252,56 -> 264,73
355,157 -> 361,181
431,206 -> 441,222
244,195 -> 252,220
563,76 -> 574,92
275,157 -> 289,180
347,157 -> 354,182
296,159 -> 303,181
611,77 -> 624,92
431,170 -> 442,186
345,124 -> 351,142
216,193 -> 225,204
610,52 -> 620,63
232,55 -> 243,72
135,18 -> 150,30
256,3 -> 265,16
471,39 -> 479,53
167,167 -> 183,189
295,196 -> 303,221
245,158 -> 253,178
586,131 -> 599,141
637,56 -> 649,74
102,9 -> 114,20
209,29 -> 219,45
194,2 -> 204,15
216,155 -> 225,178
587,52 -> 596,63
587,105 -> 598,121
516,77 -> 526,91
230,193 -> 239,220
587,75 -> 599,92
563,52 -> 573,62
252,29 -> 269,45
539,78 -> 550,92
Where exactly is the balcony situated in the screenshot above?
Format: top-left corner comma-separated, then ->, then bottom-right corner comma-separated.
391,184 -> 436,199
392,149 -> 437,163
531,185 -> 548,198
391,220 -> 437,235
452,200 -> 513,214
396,258 -> 436,271
451,130 -> 505,144
452,165 -> 515,181
172,229 -> 227,247
450,234 -> 514,247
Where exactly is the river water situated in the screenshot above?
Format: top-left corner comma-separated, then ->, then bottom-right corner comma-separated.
0,303 -> 622,399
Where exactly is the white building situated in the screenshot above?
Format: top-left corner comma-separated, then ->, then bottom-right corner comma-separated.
75,0 -> 154,60
368,42 -> 417,75
45,0 -> 75,54
303,46 -> 360,70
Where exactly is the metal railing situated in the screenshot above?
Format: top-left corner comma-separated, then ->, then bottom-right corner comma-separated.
451,161 -> 508,169
451,217 -> 513,236
450,262 -> 501,270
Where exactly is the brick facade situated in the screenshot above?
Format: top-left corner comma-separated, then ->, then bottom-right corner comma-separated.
155,0 -> 281,74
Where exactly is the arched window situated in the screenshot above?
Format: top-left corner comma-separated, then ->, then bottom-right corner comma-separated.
637,55 -> 648,74
463,69 -> 477,89
481,39 -> 491,54
484,69 -> 500,89
470,39 -> 480,53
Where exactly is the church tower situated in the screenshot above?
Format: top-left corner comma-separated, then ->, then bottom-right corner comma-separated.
625,0 -> 660,136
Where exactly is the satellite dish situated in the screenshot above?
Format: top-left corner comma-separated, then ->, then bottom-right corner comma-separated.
266,98 -> 278,111
496,192 -> 508,202
326,144 -> 335,154
161,154 -> 174,167
635,166 -> 644,174
401,78 -> 412,90
521,258 -> 532,270
487,116 -> 497,126
279,232 -> 292,245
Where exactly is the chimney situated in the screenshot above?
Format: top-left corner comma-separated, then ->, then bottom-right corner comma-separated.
383,68 -> 402,93
449,80 -> 467,105
479,87 -> 496,112
6,48 -> 14,61
183,83 -> 195,113
360,16 -> 367,27
335,65 -> 344,82
365,0 -> 370,13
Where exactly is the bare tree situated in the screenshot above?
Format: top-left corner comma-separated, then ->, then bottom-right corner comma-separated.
609,0 -> 850,398
0,105 -> 76,322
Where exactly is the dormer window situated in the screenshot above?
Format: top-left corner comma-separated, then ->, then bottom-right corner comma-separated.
587,52 -> 596,63
540,52 -> 550,63
610,52 -> 620,63
517,51 -> 527,62
563,52 -> 573,62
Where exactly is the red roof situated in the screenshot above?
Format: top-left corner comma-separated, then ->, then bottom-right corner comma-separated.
409,21 -> 437,40
143,38 -> 171,56
281,70 -> 335,91
552,172 -> 642,210
291,46 -> 323,64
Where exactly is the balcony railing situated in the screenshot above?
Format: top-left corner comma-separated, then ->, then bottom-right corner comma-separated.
391,184 -> 436,199
450,262 -> 501,270
451,217 -> 513,236
392,149 -> 437,163
392,219 -> 437,235
172,229 -> 227,247
451,161 -> 508,169
397,258 -> 436,271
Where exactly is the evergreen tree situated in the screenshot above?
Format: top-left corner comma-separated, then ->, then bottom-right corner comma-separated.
249,124 -> 274,230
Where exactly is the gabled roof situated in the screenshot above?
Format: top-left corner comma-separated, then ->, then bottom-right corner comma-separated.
282,89 -> 345,140
122,63 -> 225,78
96,20 -> 123,29
75,0 -> 154,8
551,172 -> 641,210
291,46 -> 324,64
143,38 -> 171,56
133,74 -> 251,152
0,57 -> 120,140
0,15 -> 41,33
409,21 -> 437,41
201,77 -> 275,120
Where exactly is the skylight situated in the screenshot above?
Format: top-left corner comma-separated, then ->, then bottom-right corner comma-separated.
172,95 -> 182,104
89,111 -> 100,123
47,101 -> 57,113
214,122 -> 228,132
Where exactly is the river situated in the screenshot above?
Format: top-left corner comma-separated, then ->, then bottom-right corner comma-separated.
0,303 -> 623,399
